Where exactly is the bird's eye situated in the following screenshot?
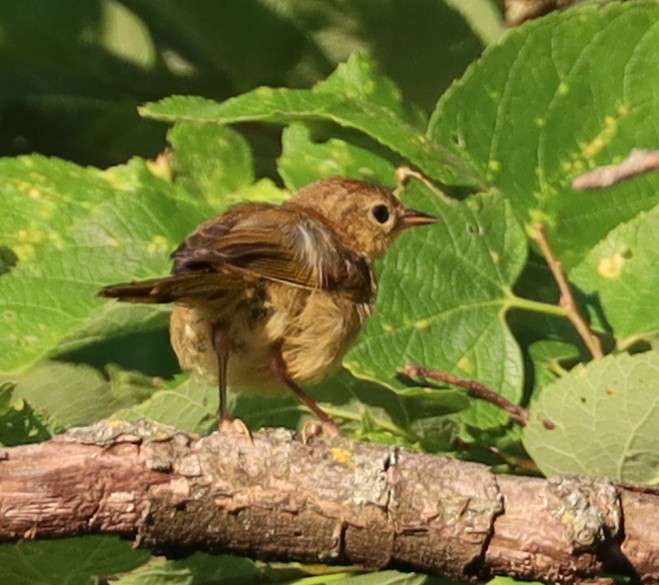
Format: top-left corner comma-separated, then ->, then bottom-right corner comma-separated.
371,204 -> 390,224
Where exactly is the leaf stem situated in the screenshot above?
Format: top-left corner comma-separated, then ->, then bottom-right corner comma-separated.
528,223 -> 604,360
504,292 -> 569,317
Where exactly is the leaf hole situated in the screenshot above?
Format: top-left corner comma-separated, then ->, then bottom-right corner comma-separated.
0,247 -> 18,276
450,133 -> 464,147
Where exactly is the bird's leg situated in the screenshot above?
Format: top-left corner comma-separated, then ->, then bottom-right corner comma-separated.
212,327 -> 252,438
270,351 -> 341,437
212,326 -> 232,430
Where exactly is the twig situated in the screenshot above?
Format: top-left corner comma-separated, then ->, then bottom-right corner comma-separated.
505,0 -> 575,26
529,224 -> 604,360
572,149 -> 659,190
394,166 -> 453,203
403,363 -> 553,428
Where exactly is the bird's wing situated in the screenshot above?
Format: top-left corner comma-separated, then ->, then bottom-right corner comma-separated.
100,203 -> 374,304
172,203 -> 374,299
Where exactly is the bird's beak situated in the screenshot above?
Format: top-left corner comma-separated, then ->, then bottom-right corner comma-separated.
400,208 -> 440,228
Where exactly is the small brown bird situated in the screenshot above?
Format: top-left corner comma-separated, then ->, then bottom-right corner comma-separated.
100,177 -> 437,433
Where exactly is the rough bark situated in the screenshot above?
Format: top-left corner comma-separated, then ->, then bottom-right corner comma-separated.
0,419 -> 657,583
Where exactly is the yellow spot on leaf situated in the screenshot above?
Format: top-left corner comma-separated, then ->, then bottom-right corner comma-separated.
28,188 -> 42,200
488,160 -> 501,172
457,356 -> 474,374
597,252 -> 627,279
414,319 -> 431,330
363,80 -> 375,95
535,118 -> 546,127
147,235 -> 171,254
382,324 -> 396,333
558,82 -> 569,95
582,115 -> 618,159
490,251 -> 500,263
583,137 -> 607,159
14,244 -> 35,260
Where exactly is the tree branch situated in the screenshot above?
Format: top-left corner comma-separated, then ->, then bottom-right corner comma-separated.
1,419 -> 658,583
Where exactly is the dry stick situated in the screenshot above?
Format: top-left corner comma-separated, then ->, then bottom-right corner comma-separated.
572,148 -> 659,190
529,223 -> 604,360
404,363 -> 557,430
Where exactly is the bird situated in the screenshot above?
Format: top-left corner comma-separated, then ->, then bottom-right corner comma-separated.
100,176 -> 438,434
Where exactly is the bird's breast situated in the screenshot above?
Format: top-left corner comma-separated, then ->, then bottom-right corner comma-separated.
169,283 -> 374,396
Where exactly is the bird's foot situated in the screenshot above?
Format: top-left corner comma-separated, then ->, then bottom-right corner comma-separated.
301,419 -> 341,443
219,417 -> 253,440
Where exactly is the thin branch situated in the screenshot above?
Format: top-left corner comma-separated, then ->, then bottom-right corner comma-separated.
394,166 -> 453,203
572,149 -> 659,190
529,223 -> 604,360
403,363 -> 552,428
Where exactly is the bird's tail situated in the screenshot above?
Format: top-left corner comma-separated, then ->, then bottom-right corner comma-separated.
99,273 -> 231,304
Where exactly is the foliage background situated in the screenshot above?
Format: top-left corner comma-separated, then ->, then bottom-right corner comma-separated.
1,1 -> 658,583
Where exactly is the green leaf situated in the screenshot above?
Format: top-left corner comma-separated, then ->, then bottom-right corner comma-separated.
112,375 -> 217,435
279,123 -> 397,190
570,203 -> 659,342
429,2 -> 659,268
233,367 -> 468,443
346,184 -> 527,430
486,578 -> 543,585
0,156 -> 118,262
168,122 -> 255,207
5,361 -> 159,432
0,536 -> 149,585
0,157 -> 211,375
329,571 -> 437,585
526,338 -> 581,389
523,352 -> 659,483
141,53 -> 485,188
113,552 -> 260,585
0,383 -> 50,446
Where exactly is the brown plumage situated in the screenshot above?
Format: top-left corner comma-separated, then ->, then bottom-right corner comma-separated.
100,176 -> 438,433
